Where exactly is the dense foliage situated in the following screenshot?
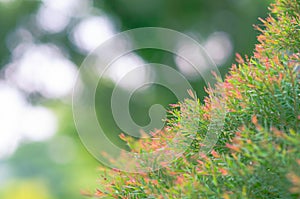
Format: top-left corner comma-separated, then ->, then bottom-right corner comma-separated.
93,0 -> 300,198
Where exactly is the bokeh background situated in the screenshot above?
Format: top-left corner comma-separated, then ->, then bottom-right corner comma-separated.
0,0 -> 271,198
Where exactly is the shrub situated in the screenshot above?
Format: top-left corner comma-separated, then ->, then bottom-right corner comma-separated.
91,0 -> 300,198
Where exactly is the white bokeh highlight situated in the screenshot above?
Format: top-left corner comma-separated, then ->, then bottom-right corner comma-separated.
175,31 -> 233,79
106,53 -> 154,90
0,82 -> 57,159
37,5 -> 70,33
71,16 -> 115,53
204,32 -> 233,65
36,0 -> 90,33
6,44 -> 78,98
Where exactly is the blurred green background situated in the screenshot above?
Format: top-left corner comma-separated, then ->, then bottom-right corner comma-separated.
0,0 -> 271,198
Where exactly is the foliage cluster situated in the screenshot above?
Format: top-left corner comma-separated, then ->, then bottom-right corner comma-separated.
93,0 -> 300,198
